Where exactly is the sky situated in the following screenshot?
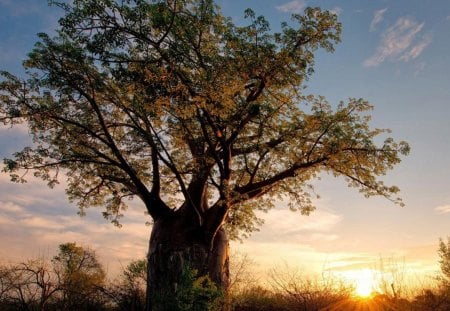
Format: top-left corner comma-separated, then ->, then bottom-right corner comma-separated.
1,0 -> 450,288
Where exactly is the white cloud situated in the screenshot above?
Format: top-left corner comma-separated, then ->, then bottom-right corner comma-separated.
276,0 -> 306,14
370,8 -> 388,32
265,208 -> 341,232
0,175 -> 150,276
0,203 -> 150,276
0,201 -> 24,213
400,34 -> 432,61
435,204 -> 450,214
250,208 -> 342,244
363,17 -> 431,67
0,172 -> 69,208
21,216 -> 67,230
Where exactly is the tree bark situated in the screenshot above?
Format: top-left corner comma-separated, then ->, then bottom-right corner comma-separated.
145,210 -> 230,311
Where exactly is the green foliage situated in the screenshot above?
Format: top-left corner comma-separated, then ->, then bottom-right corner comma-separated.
438,237 -> 450,287
53,242 -> 106,283
177,267 -> 223,311
52,242 -> 106,309
109,259 -> 147,311
438,237 -> 450,310
1,1 -> 407,241
124,259 -> 147,282
152,266 -> 223,311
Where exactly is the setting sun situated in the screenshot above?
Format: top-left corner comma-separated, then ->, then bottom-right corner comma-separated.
340,269 -> 377,298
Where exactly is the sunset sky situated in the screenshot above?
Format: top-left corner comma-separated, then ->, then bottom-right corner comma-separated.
1,0 -> 450,287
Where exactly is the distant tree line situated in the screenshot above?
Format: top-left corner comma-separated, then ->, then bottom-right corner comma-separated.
1,238 -> 450,311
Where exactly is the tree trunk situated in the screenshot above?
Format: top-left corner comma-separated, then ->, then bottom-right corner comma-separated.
145,211 -> 230,311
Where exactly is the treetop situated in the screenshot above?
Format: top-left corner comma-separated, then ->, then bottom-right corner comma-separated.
0,0 -> 408,240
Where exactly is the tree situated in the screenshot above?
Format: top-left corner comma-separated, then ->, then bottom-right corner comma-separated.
229,252 -> 259,298
0,265 -> 13,306
109,259 -> 148,311
438,237 -> 450,288
0,0 -> 409,309
0,259 -> 59,311
0,243 -> 108,311
52,242 -> 106,310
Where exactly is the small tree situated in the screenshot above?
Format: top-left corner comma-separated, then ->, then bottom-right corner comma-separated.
229,252 -> 258,296
52,242 -> 106,310
0,259 -> 60,311
412,237 -> 450,311
438,237 -> 450,288
109,259 -> 147,311
0,265 -> 12,305
0,243 -> 108,310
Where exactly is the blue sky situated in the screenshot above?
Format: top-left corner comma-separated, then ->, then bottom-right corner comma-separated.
1,0 -> 450,283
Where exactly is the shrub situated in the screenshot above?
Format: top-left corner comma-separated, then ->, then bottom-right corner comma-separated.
152,266 -> 223,311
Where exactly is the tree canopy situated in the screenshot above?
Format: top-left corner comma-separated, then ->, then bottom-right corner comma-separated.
0,0 -> 409,241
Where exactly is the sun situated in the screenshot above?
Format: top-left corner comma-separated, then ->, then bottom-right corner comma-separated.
353,269 -> 376,298
340,269 -> 377,298
354,278 -> 373,297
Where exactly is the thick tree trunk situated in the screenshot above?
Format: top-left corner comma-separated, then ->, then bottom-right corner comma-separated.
145,212 -> 230,311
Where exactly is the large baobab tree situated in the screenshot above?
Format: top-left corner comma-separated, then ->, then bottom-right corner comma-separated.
0,0 -> 409,309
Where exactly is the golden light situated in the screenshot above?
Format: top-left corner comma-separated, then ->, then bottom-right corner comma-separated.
340,268 -> 377,298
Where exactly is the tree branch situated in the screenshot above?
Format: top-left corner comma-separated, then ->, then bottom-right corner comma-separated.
234,156 -> 328,199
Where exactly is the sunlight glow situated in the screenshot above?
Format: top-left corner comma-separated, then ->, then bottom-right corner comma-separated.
341,269 -> 377,298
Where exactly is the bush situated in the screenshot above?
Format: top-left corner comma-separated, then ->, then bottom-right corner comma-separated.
107,259 -> 147,311
232,286 -> 290,311
151,266 -> 223,311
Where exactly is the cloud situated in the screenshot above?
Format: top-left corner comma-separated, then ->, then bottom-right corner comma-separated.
370,8 -> 388,32
249,208 -> 342,244
400,34 -> 432,61
0,200 -> 150,276
276,0 -> 306,14
0,201 -> 24,213
363,17 -> 432,67
264,208 -> 341,232
0,171 -> 151,277
435,204 -> 450,214
326,255 -> 378,272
